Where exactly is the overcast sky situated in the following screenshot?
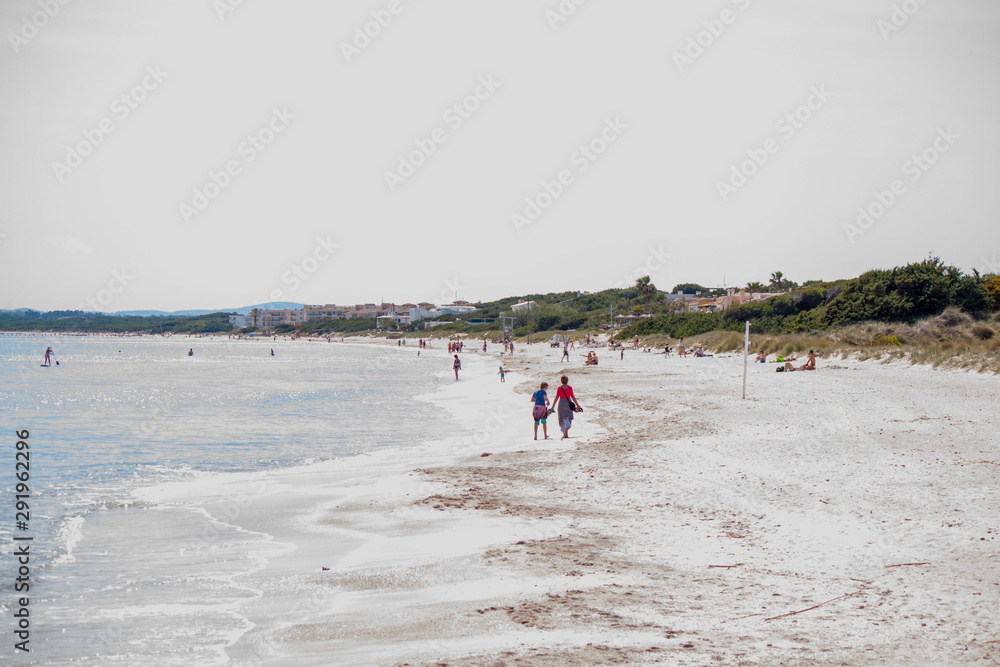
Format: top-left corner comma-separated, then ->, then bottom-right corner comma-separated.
1,0 -> 998,312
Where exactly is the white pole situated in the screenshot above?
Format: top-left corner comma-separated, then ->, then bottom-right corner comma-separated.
742,320 -> 750,399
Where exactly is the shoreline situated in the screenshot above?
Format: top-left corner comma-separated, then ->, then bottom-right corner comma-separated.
235,339 -> 999,665
4,333 -> 996,663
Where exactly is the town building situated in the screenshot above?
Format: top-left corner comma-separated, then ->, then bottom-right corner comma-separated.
408,303 -> 477,324
262,309 -> 306,328
246,300 -> 477,330
685,288 -> 776,313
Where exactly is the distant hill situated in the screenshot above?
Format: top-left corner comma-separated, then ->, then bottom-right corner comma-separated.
0,302 -> 308,317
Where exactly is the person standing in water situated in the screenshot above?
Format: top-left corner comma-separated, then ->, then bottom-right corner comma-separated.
188,349 -> 193,357
453,354 -> 462,380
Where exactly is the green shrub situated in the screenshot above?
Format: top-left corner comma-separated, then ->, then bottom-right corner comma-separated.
866,334 -> 903,348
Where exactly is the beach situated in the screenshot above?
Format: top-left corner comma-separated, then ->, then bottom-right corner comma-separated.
2,333 -> 996,665
222,338 -> 999,665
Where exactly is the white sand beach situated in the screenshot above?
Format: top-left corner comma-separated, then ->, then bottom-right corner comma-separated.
186,339 -> 998,666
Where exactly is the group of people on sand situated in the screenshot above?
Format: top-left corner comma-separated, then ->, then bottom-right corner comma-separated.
779,350 -> 816,372
448,341 -> 463,353
756,349 -> 816,371
530,375 -> 583,440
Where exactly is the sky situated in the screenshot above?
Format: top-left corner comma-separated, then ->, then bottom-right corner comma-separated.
1,0 -> 998,312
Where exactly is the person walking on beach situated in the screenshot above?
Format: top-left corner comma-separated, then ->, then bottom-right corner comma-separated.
677,338 -> 686,357
561,343 -> 569,362
531,382 -> 550,440
498,366 -> 506,383
453,354 -> 462,380
552,375 -> 582,440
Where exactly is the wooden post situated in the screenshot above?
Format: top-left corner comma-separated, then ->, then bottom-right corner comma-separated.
742,320 -> 750,399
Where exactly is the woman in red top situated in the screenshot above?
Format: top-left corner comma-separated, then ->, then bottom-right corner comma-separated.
552,375 -> 582,439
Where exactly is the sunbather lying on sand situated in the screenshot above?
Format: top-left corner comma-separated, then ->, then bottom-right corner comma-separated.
782,351 -> 816,372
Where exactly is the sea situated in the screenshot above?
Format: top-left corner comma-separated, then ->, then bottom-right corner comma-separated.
0,333 -> 454,665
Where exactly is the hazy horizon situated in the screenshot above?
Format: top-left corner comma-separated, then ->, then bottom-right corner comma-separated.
2,0 -> 998,311
0,256 -> 975,314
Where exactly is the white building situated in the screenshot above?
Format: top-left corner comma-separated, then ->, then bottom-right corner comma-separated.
229,314 -> 251,329
408,304 -> 477,324
511,301 -> 535,313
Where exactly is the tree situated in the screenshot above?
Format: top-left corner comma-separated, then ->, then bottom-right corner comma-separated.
953,273 -> 993,313
635,276 -> 657,303
984,274 -> 1000,311
670,283 -> 706,295
745,281 -> 767,293
249,308 -> 261,327
769,271 -> 785,292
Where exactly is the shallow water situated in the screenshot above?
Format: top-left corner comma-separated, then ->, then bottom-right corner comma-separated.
0,334 -> 451,665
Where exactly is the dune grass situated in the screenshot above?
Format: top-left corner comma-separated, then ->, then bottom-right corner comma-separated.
628,308 -> 1000,374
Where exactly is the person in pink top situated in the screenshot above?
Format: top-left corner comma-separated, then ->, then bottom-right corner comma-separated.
552,375 -> 583,439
